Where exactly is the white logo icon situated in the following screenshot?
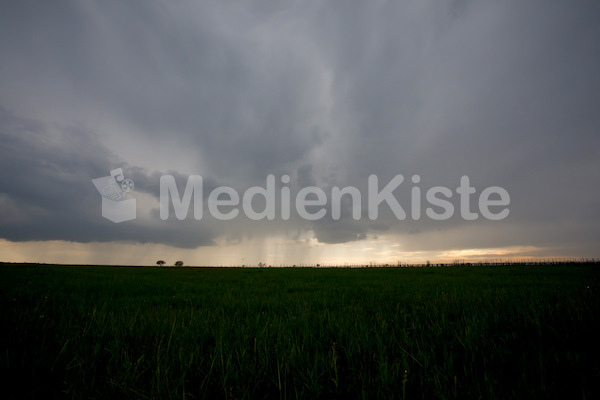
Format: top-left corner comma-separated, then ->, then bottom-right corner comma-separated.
92,168 -> 136,223
121,178 -> 134,192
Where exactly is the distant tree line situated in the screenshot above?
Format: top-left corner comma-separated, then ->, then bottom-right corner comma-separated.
156,260 -> 184,267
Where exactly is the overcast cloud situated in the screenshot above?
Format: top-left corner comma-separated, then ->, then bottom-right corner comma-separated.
1,0 -> 599,264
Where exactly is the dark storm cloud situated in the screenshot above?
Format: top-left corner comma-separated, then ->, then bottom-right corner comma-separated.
0,106 -> 219,248
0,0 -> 328,182
1,0 -> 599,256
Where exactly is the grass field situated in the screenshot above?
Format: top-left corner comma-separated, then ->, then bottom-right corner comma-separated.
1,263 -> 599,399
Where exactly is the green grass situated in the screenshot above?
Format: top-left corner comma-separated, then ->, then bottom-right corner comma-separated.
1,264 -> 599,399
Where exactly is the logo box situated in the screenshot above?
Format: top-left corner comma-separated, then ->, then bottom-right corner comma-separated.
102,196 -> 136,223
92,171 -> 136,223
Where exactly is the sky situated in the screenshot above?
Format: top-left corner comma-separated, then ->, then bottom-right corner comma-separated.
1,0 -> 599,266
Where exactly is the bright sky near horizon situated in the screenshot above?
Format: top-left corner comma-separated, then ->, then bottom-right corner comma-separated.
1,1 -> 599,266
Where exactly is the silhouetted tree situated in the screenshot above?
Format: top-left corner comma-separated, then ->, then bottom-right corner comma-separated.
174,260 -> 184,267
156,260 -> 166,267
